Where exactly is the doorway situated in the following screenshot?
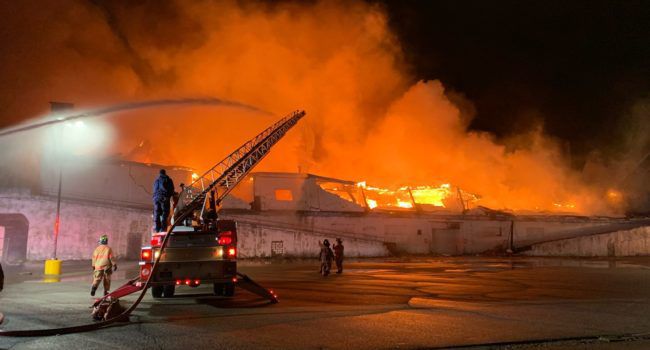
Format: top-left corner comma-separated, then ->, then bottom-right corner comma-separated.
430,222 -> 460,255
0,214 -> 29,264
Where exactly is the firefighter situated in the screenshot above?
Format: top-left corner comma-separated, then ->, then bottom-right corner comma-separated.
319,239 -> 334,276
91,234 -> 117,296
333,238 -> 344,274
153,169 -> 175,233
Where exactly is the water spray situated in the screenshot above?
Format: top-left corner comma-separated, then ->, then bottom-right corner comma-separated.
0,97 -> 271,138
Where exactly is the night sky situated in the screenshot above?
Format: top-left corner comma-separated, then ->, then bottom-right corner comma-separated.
382,0 -> 649,166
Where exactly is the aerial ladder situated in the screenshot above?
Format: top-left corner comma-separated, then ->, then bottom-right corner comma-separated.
0,109 -> 306,336
175,110 -> 305,221
104,109 -> 306,305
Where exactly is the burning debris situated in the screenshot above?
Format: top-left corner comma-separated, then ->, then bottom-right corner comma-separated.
318,180 -> 480,212
318,178 -> 592,214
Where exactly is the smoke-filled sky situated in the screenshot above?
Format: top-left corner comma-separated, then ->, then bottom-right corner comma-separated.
0,0 -> 647,214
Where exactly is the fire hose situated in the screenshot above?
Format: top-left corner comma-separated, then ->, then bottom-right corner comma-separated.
0,219 -> 180,337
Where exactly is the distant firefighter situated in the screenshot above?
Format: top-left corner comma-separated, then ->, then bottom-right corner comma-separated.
91,235 -> 117,296
153,169 -> 175,233
333,238 -> 344,274
319,239 -> 334,276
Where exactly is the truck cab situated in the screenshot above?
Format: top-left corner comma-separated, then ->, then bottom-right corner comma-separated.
139,220 -> 238,298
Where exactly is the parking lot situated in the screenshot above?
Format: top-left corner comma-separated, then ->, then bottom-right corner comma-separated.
1,257 -> 650,349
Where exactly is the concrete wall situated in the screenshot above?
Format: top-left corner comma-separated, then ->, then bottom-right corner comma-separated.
0,190 -> 151,262
458,220 -> 511,254
513,219 -> 628,248
234,221 -> 388,258
224,211 -> 649,257
525,225 -> 650,257
2,186 -> 647,261
223,213 -> 389,257
225,212 -> 508,256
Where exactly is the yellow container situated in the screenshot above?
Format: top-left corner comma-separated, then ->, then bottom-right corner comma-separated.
44,259 -> 62,276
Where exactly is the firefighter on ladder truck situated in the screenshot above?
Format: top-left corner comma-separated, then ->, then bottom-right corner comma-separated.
96,110 -> 304,310
153,169 -> 175,233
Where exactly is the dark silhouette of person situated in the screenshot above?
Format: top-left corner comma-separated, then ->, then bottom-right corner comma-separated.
319,239 -> 334,276
333,238 -> 344,274
153,169 -> 175,232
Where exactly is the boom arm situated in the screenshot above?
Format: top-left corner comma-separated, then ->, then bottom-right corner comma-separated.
174,110 -> 306,224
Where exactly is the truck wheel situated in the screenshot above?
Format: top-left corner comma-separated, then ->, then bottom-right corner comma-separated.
213,283 -> 224,296
151,286 -> 163,298
163,285 -> 175,298
224,283 -> 235,297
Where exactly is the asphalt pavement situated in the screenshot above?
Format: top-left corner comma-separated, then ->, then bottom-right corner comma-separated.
1,257 -> 649,349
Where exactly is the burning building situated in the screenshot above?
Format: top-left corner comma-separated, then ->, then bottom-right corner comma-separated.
219,172 -> 650,258
0,154 -> 649,264
0,1 -> 648,263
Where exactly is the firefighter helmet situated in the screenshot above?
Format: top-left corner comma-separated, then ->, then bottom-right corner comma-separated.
99,235 -> 108,245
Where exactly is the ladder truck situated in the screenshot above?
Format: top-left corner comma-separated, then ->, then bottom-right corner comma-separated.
96,110 -> 306,307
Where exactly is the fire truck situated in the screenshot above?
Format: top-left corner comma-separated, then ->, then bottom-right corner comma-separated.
99,110 -> 306,304
139,220 -> 239,298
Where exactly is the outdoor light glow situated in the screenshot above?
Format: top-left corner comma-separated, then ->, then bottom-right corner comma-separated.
42,118 -> 114,157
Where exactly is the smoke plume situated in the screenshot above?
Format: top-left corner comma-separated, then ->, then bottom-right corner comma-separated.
0,0 -> 635,214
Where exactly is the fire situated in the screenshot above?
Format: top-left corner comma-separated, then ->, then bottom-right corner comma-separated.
552,203 -> 577,210
326,179 -> 584,214
397,200 -> 413,208
407,184 -> 452,207
352,181 -> 470,210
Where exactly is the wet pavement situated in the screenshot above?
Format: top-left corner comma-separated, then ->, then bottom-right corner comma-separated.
0,257 -> 649,349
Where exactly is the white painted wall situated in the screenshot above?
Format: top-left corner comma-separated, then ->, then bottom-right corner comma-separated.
0,191 -> 151,261
2,188 -> 647,260
525,226 -> 650,257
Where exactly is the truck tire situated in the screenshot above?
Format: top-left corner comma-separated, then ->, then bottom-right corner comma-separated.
224,283 -> 235,297
151,286 -> 163,298
213,283 -> 224,296
163,285 -> 175,298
